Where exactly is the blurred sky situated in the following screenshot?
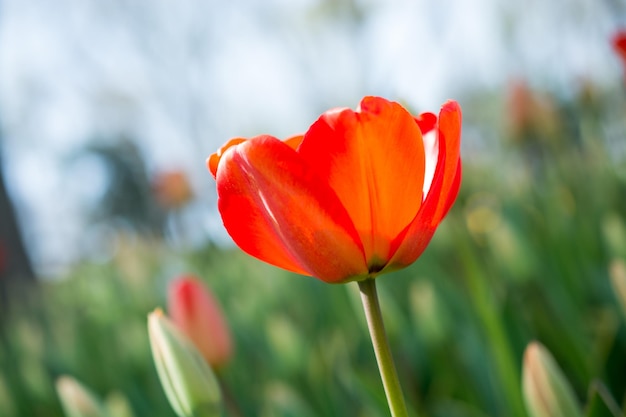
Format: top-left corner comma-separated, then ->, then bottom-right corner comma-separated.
0,0 -> 621,275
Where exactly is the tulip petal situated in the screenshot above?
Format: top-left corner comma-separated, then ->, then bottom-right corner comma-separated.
284,134 -> 304,149
440,160 -> 462,220
215,135 -> 367,282
208,138 -> 247,178
415,112 -> 437,135
386,101 -> 462,269
423,100 -> 462,226
209,135 -> 303,178
298,96 -> 426,269
417,112 -> 439,197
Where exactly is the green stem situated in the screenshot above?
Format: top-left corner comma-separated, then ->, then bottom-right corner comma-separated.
215,371 -> 246,417
358,278 -> 409,417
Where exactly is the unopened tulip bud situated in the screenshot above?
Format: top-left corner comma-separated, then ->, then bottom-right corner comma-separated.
148,309 -> 222,417
168,276 -> 233,368
104,391 -> 135,417
522,341 -> 582,417
55,375 -> 107,417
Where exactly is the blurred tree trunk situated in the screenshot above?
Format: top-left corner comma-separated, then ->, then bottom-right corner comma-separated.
0,150 -> 36,310
0,1 -> 38,314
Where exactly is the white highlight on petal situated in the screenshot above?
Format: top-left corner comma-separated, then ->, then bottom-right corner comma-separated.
422,129 -> 438,199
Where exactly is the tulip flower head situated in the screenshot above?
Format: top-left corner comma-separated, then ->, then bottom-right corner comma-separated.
168,276 -> 233,368
612,30 -> 626,71
208,96 -> 462,283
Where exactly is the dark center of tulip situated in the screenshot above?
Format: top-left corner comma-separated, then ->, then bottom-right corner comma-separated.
367,259 -> 386,274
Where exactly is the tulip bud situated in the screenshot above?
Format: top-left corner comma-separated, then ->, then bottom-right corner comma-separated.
55,375 -> 107,417
148,309 -> 222,417
104,391 -> 135,417
522,341 -> 582,417
168,276 -> 233,368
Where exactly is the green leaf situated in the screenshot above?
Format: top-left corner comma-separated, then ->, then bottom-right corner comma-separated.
585,380 -> 623,417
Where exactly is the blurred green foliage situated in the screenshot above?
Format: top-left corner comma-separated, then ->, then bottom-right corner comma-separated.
2,81 -> 626,417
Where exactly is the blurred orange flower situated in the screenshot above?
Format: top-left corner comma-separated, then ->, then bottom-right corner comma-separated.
208,96 -> 462,283
168,275 -> 233,368
152,170 -> 194,210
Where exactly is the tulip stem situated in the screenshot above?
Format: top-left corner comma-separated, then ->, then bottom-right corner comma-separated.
358,278 -> 409,417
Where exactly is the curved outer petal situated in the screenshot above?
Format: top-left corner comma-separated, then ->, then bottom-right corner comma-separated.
215,135 -> 367,283
439,160 -> 462,221
298,96 -> 426,270
386,100 -> 462,269
208,136 -> 303,178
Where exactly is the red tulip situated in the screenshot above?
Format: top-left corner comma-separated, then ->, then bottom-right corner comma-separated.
612,30 -> 626,69
208,96 -> 462,283
168,276 -> 233,367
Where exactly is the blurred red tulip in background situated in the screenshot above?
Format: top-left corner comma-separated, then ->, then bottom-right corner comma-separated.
612,30 -> 626,72
168,275 -> 233,368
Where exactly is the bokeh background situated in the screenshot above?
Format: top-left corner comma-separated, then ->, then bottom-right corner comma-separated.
1,0 -> 626,416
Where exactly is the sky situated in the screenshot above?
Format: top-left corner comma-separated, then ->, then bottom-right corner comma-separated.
0,0 -> 621,275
